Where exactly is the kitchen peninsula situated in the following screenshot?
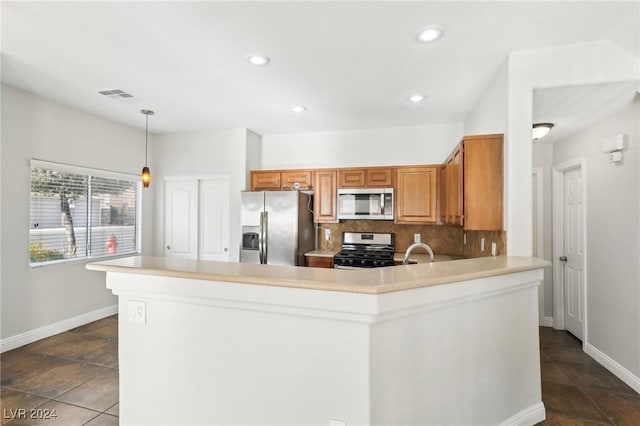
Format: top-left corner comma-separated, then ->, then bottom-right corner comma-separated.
87,255 -> 549,425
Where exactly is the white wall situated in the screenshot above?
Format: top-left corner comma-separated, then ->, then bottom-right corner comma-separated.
553,101 -> 640,378
1,84 -> 146,341
151,128 -> 249,260
506,41 -> 640,256
261,123 -> 463,169
245,129 -> 262,188
465,41 -> 640,256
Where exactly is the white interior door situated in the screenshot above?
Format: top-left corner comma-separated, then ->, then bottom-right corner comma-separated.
199,178 -> 230,261
562,167 -> 584,340
164,179 -> 198,259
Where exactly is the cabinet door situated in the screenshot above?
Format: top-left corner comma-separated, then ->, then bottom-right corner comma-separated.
451,147 -> 463,226
281,170 -> 312,190
199,178 -> 230,261
366,168 -> 394,187
164,179 -> 199,259
439,165 -> 447,223
314,170 -> 338,223
338,169 -> 366,188
251,171 -> 280,191
395,167 -> 438,224
463,134 -> 503,230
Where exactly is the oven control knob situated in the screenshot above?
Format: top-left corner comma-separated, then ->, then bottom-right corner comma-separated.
349,259 -> 354,265
360,259 -> 366,266
373,260 -> 379,266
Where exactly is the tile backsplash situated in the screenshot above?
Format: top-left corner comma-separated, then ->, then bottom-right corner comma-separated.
316,221 -> 464,255
315,221 -> 507,258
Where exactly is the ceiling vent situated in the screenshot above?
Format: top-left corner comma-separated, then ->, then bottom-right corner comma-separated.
98,89 -> 134,100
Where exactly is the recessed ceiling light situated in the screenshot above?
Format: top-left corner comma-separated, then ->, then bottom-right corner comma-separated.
416,25 -> 444,43
408,94 -> 425,103
291,105 -> 306,113
532,123 -> 554,140
246,54 -> 270,66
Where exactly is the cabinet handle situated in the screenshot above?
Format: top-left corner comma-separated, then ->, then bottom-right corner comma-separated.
559,256 -> 567,262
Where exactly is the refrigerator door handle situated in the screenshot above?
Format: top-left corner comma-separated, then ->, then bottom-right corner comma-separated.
263,211 -> 269,264
259,211 -> 265,264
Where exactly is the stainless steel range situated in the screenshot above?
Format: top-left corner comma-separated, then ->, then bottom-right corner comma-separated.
334,232 -> 395,269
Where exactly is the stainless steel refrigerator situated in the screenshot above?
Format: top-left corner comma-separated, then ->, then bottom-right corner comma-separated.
240,190 -> 314,266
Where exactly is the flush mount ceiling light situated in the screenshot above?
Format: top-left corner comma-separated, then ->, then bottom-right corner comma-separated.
246,54 -> 270,66
291,105 -> 306,113
532,122 -> 554,140
416,25 -> 444,43
141,109 -> 154,188
408,94 -> 425,103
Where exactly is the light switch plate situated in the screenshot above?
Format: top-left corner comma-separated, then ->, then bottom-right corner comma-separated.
128,300 -> 146,324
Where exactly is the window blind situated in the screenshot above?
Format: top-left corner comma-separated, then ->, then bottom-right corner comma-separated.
29,161 -> 141,266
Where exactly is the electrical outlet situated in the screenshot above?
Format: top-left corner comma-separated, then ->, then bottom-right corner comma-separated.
491,242 -> 497,256
128,300 -> 146,324
414,233 -> 421,243
324,229 -> 331,241
480,238 -> 485,251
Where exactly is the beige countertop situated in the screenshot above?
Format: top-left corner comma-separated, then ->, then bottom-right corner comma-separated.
87,255 -> 549,295
304,249 -> 338,258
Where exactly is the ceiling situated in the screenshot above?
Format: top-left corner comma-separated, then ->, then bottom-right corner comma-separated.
533,81 -> 640,144
2,1 -> 639,135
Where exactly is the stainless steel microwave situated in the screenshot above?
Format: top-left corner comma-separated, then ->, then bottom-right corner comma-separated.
337,188 -> 394,220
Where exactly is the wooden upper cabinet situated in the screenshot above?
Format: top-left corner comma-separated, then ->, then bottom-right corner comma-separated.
463,134 -> 503,230
250,171 -> 280,191
338,167 -> 394,188
442,145 -> 463,226
366,168 -> 394,187
313,170 -> 338,223
338,169 -> 366,188
250,170 -> 312,191
281,170 -> 312,190
439,165 -> 447,224
395,166 -> 438,224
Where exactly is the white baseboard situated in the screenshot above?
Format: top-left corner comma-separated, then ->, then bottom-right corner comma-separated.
500,402 -> 546,426
585,343 -> 640,394
0,304 -> 118,353
540,316 -> 554,327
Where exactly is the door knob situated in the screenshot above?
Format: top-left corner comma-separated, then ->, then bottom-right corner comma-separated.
167,245 -> 171,250
224,248 -> 228,252
559,256 -> 567,262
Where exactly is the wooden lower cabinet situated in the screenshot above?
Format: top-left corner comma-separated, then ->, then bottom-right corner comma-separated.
313,170 -> 338,223
306,256 -> 334,268
395,166 -> 438,224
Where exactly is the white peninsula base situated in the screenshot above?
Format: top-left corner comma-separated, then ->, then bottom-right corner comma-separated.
89,256 -> 547,425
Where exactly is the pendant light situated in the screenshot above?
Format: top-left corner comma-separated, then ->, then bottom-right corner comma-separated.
141,109 -> 154,187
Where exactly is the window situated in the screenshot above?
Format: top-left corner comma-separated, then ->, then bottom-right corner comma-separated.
29,160 -> 141,266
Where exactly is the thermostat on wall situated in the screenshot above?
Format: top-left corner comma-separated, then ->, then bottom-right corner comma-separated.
602,134 -> 626,153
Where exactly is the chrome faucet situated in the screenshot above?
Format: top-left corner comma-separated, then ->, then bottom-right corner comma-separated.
403,242 -> 434,264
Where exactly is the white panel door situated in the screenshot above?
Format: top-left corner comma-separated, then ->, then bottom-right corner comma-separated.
164,179 -> 198,259
563,168 -> 584,340
199,178 -> 230,261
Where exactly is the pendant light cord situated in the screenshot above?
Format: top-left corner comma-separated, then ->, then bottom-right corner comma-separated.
145,114 -> 149,166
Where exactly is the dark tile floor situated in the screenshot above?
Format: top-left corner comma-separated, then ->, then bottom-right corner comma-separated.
1,316 -> 118,426
538,327 -> 640,425
2,319 -> 640,425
